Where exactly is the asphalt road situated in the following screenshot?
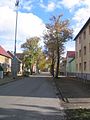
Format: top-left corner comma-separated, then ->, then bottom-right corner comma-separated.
0,73 -> 64,120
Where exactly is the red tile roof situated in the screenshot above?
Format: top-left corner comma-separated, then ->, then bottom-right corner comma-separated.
67,51 -> 75,58
0,45 -> 11,58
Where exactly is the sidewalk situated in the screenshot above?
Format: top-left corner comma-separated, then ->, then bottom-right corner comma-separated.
54,76 -> 90,119
54,76 -> 90,109
0,76 -> 23,86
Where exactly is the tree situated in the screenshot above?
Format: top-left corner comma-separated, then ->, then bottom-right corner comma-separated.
44,32 -> 56,77
44,14 -> 73,78
21,37 -> 42,74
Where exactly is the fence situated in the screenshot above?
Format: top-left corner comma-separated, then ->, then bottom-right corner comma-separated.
66,72 -> 90,81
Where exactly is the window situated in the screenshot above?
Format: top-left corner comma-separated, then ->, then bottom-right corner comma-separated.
76,39 -> 78,45
89,26 -> 90,35
79,63 -> 82,71
76,64 -> 78,71
84,46 -> 86,55
89,43 -> 90,52
84,62 -> 86,71
79,35 -> 81,43
89,61 -> 90,71
83,31 -> 86,39
79,49 -> 81,57
76,52 -> 78,58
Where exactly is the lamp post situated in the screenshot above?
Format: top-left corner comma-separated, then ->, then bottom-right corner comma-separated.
12,0 -> 19,78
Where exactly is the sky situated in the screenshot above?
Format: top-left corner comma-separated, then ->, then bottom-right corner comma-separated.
0,0 -> 90,54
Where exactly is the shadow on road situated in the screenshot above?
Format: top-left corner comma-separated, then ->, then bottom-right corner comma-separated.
0,107 -> 64,120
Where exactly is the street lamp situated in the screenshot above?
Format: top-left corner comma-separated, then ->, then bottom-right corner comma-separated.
12,0 -> 19,78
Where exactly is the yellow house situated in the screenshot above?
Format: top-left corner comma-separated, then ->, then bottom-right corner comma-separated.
0,45 -> 12,74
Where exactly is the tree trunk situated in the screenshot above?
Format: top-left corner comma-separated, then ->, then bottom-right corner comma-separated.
36,61 -> 39,74
30,64 -> 33,75
55,44 -> 60,78
50,52 -> 55,77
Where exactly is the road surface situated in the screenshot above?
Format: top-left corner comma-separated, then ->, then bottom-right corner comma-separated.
0,73 -> 64,120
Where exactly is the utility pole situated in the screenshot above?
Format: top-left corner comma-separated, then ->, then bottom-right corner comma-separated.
14,0 -> 19,55
12,0 -> 19,78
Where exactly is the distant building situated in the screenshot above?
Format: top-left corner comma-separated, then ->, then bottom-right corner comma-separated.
7,51 -> 23,75
66,51 -> 76,75
0,46 -> 12,74
69,58 -> 76,73
16,53 -> 24,61
74,17 -> 90,74
60,58 -> 66,75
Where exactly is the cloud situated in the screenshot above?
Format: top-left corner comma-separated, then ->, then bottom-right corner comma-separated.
40,1 -> 56,12
59,0 -> 85,11
0,6 -> 46,52
19,0 -> 33,12
58,0 -> 90,36
72,6 -> 90,36
0,0 -> 33,12
0,0 -> 16,9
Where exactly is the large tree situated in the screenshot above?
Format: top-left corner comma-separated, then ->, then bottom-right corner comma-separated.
21,37 -> 42,74
44,14 -> 73,78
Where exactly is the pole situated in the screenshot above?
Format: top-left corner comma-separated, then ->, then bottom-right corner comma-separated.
13,0 -> 19,78
14,0 -> 19,55
14,10 -> 18,55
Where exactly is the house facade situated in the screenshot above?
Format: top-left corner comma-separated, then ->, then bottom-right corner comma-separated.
0,46 -> 12,74
60,51 -> 76,76
74,18 -> 90,74
7,51 -> 23,75
66,51 -> 76,75
60,58 -> 66,75
69,58 -> 76,73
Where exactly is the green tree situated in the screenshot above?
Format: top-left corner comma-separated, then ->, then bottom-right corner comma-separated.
38,52 -> 51,72
21,37 -> 42,74
44,35 -> 56,77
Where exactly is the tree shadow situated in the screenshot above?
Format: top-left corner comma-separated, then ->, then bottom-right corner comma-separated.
12,104 -> 61,111
0,106 -> 64,120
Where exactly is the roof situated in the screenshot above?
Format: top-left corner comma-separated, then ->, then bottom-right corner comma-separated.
74,17 -> 90,40
7,51 -> 22,63
67,51 -> 75,58
16,53 -> 23,60
0,46 -> 11,58
69,57 -> 75,63
7,51 -> 13,58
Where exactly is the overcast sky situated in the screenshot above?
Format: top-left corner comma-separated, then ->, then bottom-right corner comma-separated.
0,0 -> 90,53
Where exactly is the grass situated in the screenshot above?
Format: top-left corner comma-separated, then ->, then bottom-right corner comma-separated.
65,109 -> 90,120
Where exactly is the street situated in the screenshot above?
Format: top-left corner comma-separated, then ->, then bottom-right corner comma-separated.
0,73 -> 64,120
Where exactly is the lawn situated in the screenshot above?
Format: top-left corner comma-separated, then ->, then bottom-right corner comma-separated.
65,109 -> 90,120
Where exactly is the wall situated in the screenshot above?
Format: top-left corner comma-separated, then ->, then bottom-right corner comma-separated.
0,55 -> 11,72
